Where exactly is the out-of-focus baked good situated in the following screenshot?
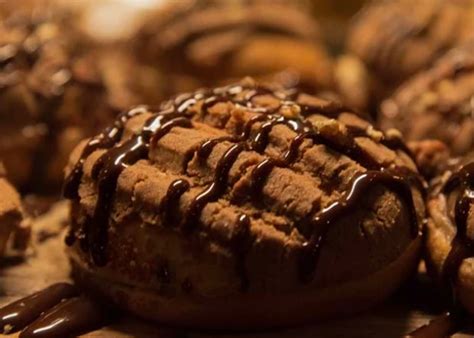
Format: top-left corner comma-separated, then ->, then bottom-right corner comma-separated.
425,152 -> 474,315
0,5 -> 164,191
0,163 -> 29,255
134,0 -> 333,97
309,0 -> 367,51
340,0 -> 474,111
380,43 -> 474,156
64,79 -> 424,328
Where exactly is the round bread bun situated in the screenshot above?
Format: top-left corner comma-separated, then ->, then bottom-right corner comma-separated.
64,79 -> 425,329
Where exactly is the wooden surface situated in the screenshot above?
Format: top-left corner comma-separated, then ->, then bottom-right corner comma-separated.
0,202 -> 473,338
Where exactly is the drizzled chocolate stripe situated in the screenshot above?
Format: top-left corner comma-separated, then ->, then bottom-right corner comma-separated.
64,82 -> 422,286
183,142 -> 246,232
63,106 -> 149,199
299,169 -> 419,282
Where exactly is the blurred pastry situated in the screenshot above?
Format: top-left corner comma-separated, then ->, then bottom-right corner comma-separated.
425,152 -> 474,315
0,5 -> 164,191
341,0 -> 474,111
0,163 -> 29,255
64,79 -> 424,328
134,0 -> 334,97
380,43 -> 474,156
309,0 -> 367,51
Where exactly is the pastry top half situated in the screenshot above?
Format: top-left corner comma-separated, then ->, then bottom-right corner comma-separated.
341,0 -> 474,110
348,0 -> 474,86
134,0 -> 333,96
0,4 -> 163,190
380,42 -> 474,156
0,163 -> 28,255
64,79 -> 425,298
425,152 -> 474,314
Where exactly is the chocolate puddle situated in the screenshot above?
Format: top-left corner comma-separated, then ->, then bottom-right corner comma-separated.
407,309 -> 466,338
0,283 -> 112,337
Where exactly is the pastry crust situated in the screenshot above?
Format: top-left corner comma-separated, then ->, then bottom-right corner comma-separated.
64,80 -> 425,327
69,238 -> 421,329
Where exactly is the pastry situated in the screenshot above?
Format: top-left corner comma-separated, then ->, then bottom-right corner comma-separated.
64,79 -> 424,328
309,0 -> 367,51
425,152 -> 474,315
0,163 -> 29,255
134,0 -> 334,97
380,42 -> 474,156
0,5 -> 164,191
341,0 -> 474,111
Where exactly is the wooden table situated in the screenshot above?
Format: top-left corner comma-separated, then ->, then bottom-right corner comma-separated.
0,202 -> 472,338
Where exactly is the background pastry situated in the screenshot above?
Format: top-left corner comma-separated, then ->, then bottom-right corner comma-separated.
380,42 -> 474,156
0,163 -> 29,255
134,0 -> 334,97
0,4 -> 164,191
340,0 -> 474,111
309,0 -> 367,51
64,79 -> 424,328
425,152 -> 474,315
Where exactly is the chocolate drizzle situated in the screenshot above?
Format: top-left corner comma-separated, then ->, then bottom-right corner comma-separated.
63,106 -> 149,200
300,170 -> 419,282
0,283 -> 110,337
64,82 -> 422,287
160,179 -> 190,225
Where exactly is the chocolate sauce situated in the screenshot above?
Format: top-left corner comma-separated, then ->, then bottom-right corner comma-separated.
230,214 -> 252,291
196,136 -> 237,160
299,170 -> 420,282
0,283 -> 110,338
19,297 -> 108,338
0,283 -> 78,333
183,143 -> 246,232
94,114 -> 191,266
64,83 -> 422,288
407,308 -> 466,338
247,159 -> 277,199
63,106 -> 148,200
160,179 -> 190,225
249,115 -> 305,152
